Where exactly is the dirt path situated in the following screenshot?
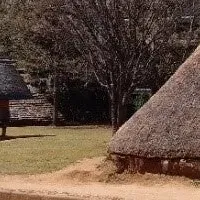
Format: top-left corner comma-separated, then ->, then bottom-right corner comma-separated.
0,157 -> 200,200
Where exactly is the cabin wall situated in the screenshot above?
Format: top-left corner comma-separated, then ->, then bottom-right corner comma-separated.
9,94 -> 65,126
111,154 -> 200,179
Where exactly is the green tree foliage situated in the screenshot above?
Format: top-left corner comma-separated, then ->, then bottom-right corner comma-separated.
0,0 -> 79,70
0,0 -> 200,131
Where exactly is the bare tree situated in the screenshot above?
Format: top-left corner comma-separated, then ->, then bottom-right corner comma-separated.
2,0 -> 199,131
65,0 -> 181,133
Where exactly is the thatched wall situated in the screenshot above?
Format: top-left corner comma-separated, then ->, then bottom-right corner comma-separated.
111,154 -> 200,179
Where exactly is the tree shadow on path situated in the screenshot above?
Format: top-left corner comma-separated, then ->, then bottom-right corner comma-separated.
0,134 -> 56,141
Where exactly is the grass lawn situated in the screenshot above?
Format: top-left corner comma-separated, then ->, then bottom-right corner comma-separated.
0,126 -> 112,175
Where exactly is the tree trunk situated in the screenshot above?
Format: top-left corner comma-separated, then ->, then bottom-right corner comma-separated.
117,103 -> 127,128
110,96 -> 118,135
53,93 -> 58,126
52,65 -> 58,126
110,88 -> 118,135
109,85 -> 128,135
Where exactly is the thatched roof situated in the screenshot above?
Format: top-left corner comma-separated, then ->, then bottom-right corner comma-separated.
0,64 -> 32,100
109,45 -> 200,159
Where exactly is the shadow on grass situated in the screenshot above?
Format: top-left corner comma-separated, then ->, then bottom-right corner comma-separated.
0,134 -> 56,141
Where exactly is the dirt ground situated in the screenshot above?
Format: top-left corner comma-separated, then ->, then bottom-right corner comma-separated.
0,157 -> 200,200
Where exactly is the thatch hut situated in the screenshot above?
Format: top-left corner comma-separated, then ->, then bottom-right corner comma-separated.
109,45 -> 200,178
0,62 -> 31,136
